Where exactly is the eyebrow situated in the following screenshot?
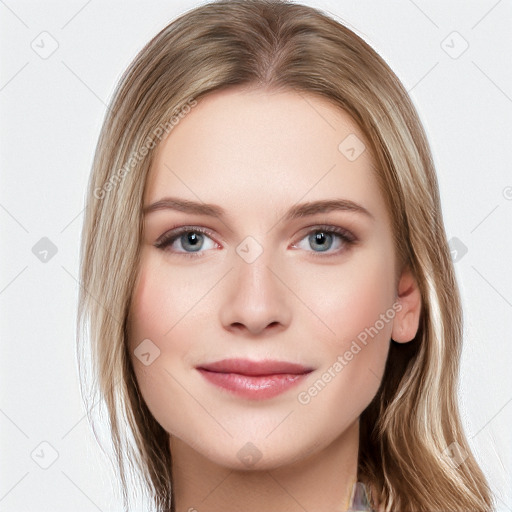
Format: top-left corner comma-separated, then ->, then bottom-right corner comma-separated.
143,197 -> 374,220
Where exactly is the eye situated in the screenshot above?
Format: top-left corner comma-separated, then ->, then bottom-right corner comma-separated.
291,225 -> 356,256
154,226 -> 218,258
154,224 -> 357,259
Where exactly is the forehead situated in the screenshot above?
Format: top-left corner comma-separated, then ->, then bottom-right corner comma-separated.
144,87 -> 387,226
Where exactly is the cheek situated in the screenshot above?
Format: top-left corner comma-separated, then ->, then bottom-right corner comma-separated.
128,253 -> 209,351
294,244 -> 395,407
296,244 -> 395,346
127,254 -> 210,438
337,259 -> 394,344
127,253 -> 199,401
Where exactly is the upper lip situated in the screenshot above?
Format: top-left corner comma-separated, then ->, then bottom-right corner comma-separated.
197,358 -> 314,376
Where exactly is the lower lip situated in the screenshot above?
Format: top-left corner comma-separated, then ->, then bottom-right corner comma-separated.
197,369 -> 309,400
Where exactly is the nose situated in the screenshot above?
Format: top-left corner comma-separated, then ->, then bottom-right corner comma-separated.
218,248 -> 292,337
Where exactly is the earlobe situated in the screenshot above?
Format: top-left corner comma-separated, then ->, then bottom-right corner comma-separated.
391,267 -> 422,343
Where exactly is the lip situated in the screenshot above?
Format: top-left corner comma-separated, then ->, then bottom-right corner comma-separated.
196,358 -> 314,400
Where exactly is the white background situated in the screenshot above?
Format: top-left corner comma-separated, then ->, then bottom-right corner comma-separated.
1,0 -> 511,510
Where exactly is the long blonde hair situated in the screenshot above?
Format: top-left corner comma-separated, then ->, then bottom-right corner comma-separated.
77,1 -> 494,510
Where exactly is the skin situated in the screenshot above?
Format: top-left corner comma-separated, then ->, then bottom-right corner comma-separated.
127,86 -> 422,512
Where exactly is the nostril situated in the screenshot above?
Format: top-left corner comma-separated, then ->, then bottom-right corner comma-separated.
229,320 -> 281,334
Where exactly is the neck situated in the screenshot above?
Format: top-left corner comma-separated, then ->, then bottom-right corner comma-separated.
170,420 -> 360,512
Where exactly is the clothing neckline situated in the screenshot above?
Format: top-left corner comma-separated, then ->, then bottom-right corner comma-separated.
346,482 -> 375,511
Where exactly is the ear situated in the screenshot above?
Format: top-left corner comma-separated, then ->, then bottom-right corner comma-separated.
391,266 -> 422,343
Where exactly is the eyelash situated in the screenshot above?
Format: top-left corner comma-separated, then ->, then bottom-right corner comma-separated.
154,224 -> 357,259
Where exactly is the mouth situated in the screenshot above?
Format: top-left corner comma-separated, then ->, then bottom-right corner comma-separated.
196,358 -> 314,400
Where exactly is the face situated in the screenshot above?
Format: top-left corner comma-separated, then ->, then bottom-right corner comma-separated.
127,87 -> 401,470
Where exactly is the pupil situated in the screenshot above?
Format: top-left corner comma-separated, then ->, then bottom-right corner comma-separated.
182,231 -> 202,251
188,231 -> 198,245
312,231 -> 331,252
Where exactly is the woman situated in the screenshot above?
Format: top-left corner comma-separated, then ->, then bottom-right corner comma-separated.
77,1 -> 494,510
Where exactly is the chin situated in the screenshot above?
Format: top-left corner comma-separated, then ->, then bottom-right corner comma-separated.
189,432 -> 322,473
